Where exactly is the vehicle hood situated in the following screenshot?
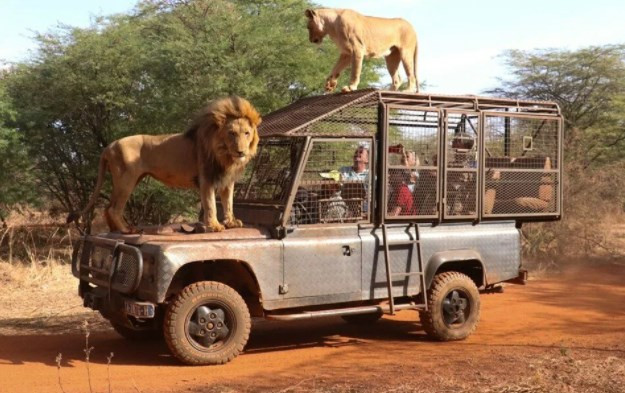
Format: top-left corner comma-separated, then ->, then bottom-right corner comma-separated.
99,224 -> 272,246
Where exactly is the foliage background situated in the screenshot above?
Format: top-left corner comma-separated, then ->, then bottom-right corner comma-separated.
0,0 -> 382,232
0,0 -> 624,260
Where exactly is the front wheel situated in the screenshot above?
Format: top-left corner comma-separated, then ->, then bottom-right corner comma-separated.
163,281 -> 251,365
419,271 -> 480,341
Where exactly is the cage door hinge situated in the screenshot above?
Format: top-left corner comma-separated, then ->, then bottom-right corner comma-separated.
279,284 -> 289,294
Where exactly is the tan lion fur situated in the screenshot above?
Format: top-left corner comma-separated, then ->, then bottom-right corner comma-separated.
305,8 -> 419,93
68,96 -> 261,233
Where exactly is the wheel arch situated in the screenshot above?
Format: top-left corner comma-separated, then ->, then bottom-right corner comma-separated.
425,250 -> 485,289
165,259 -> 264,317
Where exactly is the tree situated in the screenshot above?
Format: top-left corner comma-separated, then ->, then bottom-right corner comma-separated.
3,0 -> 382,231
0,78 -> 40,225
488,45 -> 625,169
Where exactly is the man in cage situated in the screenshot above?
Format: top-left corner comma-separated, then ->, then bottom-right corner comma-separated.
339,144 -> 370,182
338,143 -> 371,215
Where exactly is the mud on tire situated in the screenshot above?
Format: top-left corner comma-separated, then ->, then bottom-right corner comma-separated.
419,271 -> 480,341
163,281 -> 251,365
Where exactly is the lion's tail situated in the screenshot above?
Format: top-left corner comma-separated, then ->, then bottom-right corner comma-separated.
67,152 -> 109,225
414,40 -> 419,93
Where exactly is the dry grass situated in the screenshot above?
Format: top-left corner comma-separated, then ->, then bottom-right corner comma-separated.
0,259 -> 107,335
0,260 -> 78,318
0,211 -> 110,336
494,354 -> 625,393
0,224 -> 75,264
0,210 -> 115,338
0,208 -> 79,317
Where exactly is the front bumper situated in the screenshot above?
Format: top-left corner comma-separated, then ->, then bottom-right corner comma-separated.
73,235 -> 158,329
80,284 -> 159,333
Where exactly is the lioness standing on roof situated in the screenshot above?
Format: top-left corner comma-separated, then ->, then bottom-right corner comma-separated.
305,8 -> 418,93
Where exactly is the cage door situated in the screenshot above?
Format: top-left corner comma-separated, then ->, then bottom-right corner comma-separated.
443,111 -> 480,220
383,106 -> 441,221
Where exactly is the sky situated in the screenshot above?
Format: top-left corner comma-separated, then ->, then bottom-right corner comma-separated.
1,0 -> 625,94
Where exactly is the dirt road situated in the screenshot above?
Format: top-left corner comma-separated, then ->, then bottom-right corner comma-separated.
1,262 -> 625,393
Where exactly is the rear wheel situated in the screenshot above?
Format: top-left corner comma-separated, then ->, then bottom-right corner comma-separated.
163,281 -> 251,365
419,271 -> 480,341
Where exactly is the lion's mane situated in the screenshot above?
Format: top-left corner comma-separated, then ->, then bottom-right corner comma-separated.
185,96 -> 261,188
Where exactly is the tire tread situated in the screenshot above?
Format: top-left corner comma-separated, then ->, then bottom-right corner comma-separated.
420,271 -> 480,341
163,281 -> 251,365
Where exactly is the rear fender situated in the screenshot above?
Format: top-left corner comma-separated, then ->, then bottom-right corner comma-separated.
425,250 -> 486,289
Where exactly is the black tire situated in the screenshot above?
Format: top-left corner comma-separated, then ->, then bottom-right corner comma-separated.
341,311 -> 383,324
110,321 -> 162,341
163,281 -> 251,365
419,271 -> 480,341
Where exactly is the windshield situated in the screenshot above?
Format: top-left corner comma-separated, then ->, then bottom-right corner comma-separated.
235,138 -> 305,204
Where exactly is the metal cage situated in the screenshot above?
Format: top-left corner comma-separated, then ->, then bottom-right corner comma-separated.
246,89 -> 563,226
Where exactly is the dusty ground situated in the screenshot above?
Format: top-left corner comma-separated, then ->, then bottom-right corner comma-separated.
1,261 -> 625,393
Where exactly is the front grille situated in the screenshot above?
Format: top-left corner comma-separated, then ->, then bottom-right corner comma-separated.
72,236 -> 143,294
112,244 -> 142,292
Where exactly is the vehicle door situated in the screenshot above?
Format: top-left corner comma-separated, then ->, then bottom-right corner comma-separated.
281,138 -> 373,307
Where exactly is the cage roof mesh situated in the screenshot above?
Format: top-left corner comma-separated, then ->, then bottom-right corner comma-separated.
257,89 -> 561,138
258,89 -> 379,137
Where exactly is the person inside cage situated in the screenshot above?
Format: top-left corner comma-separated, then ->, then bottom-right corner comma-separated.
387,144 -> 418,217
339,143 -> 371,214
388,144 -> 419,189
388,168 -> 416,216
339,144 -> 370,181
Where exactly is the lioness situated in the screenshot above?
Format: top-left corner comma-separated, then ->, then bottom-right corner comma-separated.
305,8 -> 418,93
68,97 -> 261,234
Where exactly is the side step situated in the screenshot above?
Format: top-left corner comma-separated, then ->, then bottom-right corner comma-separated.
265,303 -> 424,321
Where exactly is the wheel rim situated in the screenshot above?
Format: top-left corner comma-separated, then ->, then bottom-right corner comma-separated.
441,288 -> 471,328
185,301 -> 235,352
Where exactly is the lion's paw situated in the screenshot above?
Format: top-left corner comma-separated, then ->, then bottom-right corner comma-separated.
325,79 -> 338,92
119,226 -> 138,234
224,218 -> 243,229
341,85 -> 354,93
207,222 -> 225,232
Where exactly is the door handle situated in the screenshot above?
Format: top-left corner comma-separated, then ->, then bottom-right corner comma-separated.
342,245 -> 355,256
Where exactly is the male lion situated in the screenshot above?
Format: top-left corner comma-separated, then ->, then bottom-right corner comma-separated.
68,96 -> 261,234
305,8 -> 419,93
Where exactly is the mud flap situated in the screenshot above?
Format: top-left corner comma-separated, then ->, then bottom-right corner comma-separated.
503,269 -> 528,285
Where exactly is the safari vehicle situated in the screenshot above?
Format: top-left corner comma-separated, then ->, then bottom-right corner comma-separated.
71,90 -> 563,365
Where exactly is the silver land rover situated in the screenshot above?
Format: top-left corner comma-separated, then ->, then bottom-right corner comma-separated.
72,90 -> 563,365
